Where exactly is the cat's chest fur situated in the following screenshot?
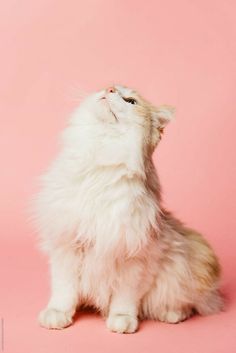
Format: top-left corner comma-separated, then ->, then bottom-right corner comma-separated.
40,155 -> 158,255
68,165 -> 158,254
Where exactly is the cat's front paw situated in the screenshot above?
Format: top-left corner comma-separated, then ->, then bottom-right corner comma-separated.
106,314 -> 138,334
38,308 -> 73,329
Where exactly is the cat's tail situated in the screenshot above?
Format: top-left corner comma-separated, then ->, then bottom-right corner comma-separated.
194,289 -> 225,316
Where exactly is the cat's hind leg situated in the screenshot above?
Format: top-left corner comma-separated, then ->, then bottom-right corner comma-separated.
140,229 -> 223,323
140,256 -> 194,324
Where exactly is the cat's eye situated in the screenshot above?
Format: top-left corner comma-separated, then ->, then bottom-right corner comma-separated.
122,97 -> 137,105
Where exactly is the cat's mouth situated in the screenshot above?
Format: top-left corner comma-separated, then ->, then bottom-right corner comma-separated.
100,96 -> 118,122
109,108 -> 118,121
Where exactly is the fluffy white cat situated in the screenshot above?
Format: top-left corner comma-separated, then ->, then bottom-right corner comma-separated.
34,85 -> 223,333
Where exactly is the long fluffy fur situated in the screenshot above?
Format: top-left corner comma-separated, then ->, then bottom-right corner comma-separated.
33,85 -> 223,333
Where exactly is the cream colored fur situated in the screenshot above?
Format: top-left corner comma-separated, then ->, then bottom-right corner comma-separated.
34,85 -> 223,333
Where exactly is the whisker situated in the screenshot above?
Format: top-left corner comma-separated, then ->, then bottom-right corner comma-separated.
67,83 -> 89,103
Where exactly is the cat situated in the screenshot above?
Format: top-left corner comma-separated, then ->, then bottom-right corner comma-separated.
34,85 -> 223,333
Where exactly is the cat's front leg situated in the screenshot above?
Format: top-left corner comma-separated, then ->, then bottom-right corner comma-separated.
106,263 -> 144,334
106,293 -> 139,334
39,247 -> 80,329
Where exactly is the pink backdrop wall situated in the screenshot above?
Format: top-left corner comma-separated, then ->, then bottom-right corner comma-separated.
1,1 -> 236,352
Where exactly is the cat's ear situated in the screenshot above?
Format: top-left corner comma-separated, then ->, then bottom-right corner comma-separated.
150,105 -> 175,149
154,105 -> 175,129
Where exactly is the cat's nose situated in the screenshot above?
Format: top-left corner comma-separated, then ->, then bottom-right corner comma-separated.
107,86 -> 116,93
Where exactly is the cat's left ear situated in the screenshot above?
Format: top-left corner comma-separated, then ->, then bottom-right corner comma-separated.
154,105 -> 175,129
150,105 -> 175,148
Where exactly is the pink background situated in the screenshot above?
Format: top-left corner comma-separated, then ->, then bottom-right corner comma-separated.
1,0 -> 236,352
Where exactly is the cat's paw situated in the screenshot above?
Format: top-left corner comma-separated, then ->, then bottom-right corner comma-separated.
106,314 -> 138,334
158,308 -> 192,324
38,308 -> 73,329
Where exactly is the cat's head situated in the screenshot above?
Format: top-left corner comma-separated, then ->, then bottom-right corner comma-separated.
64,85 -> 174,170
69,85 -> 174,155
